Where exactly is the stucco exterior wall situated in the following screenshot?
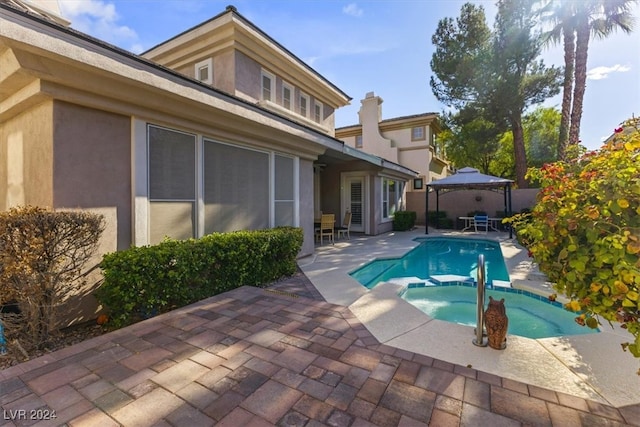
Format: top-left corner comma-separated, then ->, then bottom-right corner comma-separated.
215,50 -> 236,94
52,101 -> 132,250
235,50 -> 261,101
0,101 -> 54,210
406,188 -> 539,226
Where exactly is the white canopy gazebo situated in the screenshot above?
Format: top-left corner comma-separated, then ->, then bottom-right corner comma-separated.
426,167 -> 514,238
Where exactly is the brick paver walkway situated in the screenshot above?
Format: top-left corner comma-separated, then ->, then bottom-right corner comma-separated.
1,272 -> 638,426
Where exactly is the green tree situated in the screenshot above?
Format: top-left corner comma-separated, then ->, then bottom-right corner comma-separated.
489,106 -> 561,179
439,111 -> 502,173
430,0 -> 562,188
507,120 -> 640,364
523,106 -> 561,167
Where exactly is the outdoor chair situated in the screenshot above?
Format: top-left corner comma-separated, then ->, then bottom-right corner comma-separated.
474,214 -> 489,233
315,213 -> 335,245
336,211 -> 352,240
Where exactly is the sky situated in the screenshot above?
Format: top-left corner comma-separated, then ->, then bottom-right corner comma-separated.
50,0 -> 640,151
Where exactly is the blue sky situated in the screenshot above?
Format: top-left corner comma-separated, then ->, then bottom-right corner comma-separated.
54,0 -> 639,151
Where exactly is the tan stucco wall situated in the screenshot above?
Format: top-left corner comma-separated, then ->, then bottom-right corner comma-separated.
216,50 -> 236,94
407,188 -> 539,226
0,101 -> 54,210
235,50 -> 262,100
52,101 -> 132,250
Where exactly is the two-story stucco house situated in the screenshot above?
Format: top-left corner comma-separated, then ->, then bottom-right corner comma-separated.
0,1 -> 418,266
336,92 -> 450,224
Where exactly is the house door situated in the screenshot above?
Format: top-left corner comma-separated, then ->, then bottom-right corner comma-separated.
343,175 -> 367,233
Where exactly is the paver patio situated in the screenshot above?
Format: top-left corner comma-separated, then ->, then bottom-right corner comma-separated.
1,268 -> 638,426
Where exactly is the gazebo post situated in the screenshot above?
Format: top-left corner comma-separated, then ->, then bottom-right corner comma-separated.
507,184 -> 513,239
435,189 -> 440,229
425,186 -> 430,234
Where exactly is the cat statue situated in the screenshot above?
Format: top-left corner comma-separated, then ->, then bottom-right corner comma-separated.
484,296 -> 508,350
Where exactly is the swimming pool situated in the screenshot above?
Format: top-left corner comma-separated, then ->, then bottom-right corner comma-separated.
401,285 -> 599,339
350,237 -> 509,288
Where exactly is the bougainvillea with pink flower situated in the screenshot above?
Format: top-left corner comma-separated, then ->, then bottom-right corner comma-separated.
506,118 -> 640,369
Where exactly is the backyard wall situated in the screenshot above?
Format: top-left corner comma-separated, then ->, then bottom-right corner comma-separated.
406,188 -> 539,228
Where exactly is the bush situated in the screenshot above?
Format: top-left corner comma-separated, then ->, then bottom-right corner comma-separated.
506,120 -> 640,362
97,227 -> 303,328
393,211 -> 416,231
0,206 -> 104,350
427,211 -> 454,229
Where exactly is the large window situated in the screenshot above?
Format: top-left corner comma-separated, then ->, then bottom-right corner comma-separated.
148,125 -> 196,243
355,135 -> 363,148
145,124 -> 297,243
382,178 -> 404,219
204,141 -> 270,233
274,155 -> 295,226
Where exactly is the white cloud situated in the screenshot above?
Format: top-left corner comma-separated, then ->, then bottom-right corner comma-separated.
587,64 -> 631,80
58,0 -> 140,51
342,3 -> 363,17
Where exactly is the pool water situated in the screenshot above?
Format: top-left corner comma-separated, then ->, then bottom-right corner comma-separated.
350,237 -> 509,288
402,285 -> 599,339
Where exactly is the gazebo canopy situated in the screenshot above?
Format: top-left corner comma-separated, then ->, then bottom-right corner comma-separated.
427,167 -> 513,189
425,167 -> 514,237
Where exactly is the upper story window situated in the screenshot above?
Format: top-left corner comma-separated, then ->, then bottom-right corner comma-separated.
411,126 -> 425,141
261,70 -> 275,102
282,82 -> 293,110
314,102 -> 323,123
299,93 -> 309,117
195,58 -> 213,85
355,135 -> 363,148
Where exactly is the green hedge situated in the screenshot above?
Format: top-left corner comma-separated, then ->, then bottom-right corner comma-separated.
427,211 -> 454,229
393,211 -> 416,231
96,227 -> 303,327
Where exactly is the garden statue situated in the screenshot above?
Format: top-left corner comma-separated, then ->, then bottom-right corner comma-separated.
485,296 -> 508,350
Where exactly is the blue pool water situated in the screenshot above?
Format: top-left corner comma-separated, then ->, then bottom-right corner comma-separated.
402,285 -> 599,339
350,237 -> 509,288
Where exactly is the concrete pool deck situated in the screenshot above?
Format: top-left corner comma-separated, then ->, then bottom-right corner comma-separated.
299,227 -> 640,409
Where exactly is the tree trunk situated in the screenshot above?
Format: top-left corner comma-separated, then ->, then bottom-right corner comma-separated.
510,115 -> 528,188
569,16 -> 589,147
559,25 -> 575,160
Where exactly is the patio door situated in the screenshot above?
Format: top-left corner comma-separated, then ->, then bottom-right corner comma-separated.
343,175 -> 367,233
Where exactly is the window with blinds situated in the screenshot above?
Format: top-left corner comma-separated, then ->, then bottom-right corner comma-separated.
204,140 -> 269,233
274,155 -> 294,227
148,125 -> 196,243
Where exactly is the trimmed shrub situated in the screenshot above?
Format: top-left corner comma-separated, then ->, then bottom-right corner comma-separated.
393,211 -> 417,231
0,206 -> 104,349
97,227 -> 303,328
427,211 -> 454,229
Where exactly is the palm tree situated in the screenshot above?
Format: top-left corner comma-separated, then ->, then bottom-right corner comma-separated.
569,0 -> 636,148
539,0 -> 636,159
539,1 -> 578,159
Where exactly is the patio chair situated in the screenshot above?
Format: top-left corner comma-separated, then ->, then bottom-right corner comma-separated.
315,213 -> 335,245
474,214 -> 489,233
336,211 -> 352,240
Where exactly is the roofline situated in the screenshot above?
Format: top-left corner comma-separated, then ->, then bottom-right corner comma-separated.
1,3 -> 414,178
0,3 -> 340,143
141,5 -> 352,103
336,112 -> 441,132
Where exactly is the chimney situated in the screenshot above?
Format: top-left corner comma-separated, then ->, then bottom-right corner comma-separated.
358,91 -> 383,125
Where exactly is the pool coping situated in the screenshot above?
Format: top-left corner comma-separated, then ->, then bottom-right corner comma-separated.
299,228 -> 640,408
